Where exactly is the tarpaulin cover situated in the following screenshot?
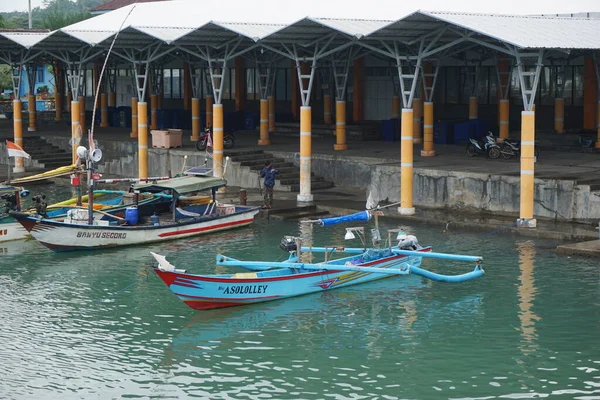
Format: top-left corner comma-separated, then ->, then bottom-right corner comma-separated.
318,211 -> 370,227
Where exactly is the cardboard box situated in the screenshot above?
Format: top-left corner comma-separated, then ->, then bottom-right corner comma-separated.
151,129 -> 182,148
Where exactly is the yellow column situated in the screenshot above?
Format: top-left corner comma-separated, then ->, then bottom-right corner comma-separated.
298,106 -> 313,202
421,102 -> 436,157
596,101 -> 600,149
400,108 -> 415,215
55,92 -> 62,121
78,96 -> 86,135
28,94 -> 36,132
130,97 -> 138,138
138,101 -> 148,179
334,100 -> 347,150
108,92 -> 116,108
391,96 -> 400,119
71,100 -> 80,164
554,98 -> 565,134
13,100 -> 24,173
67,92 -> 72,112
150,94 -> 158,130
469,96 -> 478,120
205,95 -> 213,128
268,95 -> 276,132
499,99 -> 510,139
323,95 -> 333,124
213,104 -> 224,183
191,97 -> 201,141
413,97 -> 422,144
100,93 -> 109,127
519,111 -> 536,228
259,99 -> 271,145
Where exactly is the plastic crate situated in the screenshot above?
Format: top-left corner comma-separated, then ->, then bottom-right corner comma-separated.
151,129 -> 182,148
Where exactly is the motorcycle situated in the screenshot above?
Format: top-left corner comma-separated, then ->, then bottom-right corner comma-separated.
466,131 -> 500,159
195,126 -> 235,151
500,139 -> 540,160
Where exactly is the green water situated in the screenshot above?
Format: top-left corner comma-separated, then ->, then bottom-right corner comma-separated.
0,204 -> 599,399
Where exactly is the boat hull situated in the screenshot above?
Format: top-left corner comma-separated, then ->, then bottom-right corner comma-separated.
154,253 -> 423,310
0,221 -> 30,243
13,207 -> 259,252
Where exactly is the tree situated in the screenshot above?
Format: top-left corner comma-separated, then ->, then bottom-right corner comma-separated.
42,0 -> 91,30
0,65 -> 12,92
0,15 -> 5,28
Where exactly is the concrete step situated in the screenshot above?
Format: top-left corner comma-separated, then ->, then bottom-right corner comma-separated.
248,161 -> 295,170
288,180 -> 334,192
224,149 -> 266,157
229,153 -> 275,162
279,176 -> 324,186
241,157 -> 285,167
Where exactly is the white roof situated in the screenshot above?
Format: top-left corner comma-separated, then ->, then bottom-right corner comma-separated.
0,32 -> 50,50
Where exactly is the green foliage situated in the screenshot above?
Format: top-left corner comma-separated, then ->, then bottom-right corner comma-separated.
0,0 -> 98,30
0,65 -> 12,92
36,85 -> 50,94
0,15 -> 5,28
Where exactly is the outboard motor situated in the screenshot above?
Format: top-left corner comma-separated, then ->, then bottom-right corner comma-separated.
397,233 -> 421,250
279,236 -> 298,252
1,192 -> 17,213
32,194 -> 48,218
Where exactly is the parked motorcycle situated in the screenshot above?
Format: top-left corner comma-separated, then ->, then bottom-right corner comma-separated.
500,139 -> 540,160
195,126 -> 235,151
466,131 -> 500,159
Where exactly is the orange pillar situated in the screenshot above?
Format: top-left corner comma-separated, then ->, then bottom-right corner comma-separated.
421,101 -> 435,157
235,57 -> 245,111
399,108 -> 414,215
268,95 -> 276,132
519,110 -> 536,227
130,97 -> 138,138
469,96 -> 478,120
258,99 -> 270,145
27,94 -> 36,132
71,99 -> 80,164
391,96 -> 400,119
499,99 -> 510,139
78,96 -> 86,135
554,98 -> 565,134
100,93 -> 109,127
583,57 -> 597,130
13,100 -> 24,172
413,97 -> 422,144
334,100 -> 347,150
138,101 -> 148,179
205,95 -> 213,128
352,57 -> 364,122
191,97 -> 201,141
324,95 -> 332,124
213,104 -> 224,181
298,106 -> 313,202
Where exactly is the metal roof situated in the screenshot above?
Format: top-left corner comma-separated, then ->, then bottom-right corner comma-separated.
0,32 -> 50,50
134,175 -> 227,193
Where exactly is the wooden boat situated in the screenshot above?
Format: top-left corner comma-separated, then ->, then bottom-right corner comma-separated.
10,175 -> 259,252
151,211 -> 485,310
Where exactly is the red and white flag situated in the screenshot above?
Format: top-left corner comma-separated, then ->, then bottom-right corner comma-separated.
6,140 -> 30,159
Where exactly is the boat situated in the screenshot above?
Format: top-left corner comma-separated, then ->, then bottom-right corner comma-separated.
10,175 -> 260,252
151,209 -> 485,310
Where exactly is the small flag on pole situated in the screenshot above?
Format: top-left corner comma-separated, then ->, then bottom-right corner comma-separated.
6,140 -> 31,159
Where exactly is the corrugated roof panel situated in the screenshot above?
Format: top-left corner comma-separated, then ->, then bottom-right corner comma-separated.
213,22 -> 285,40
0,32 -> 50,49
312,18 -> 393,38
59,29 -> 117,46
133,26 -> 196,43
422,11 -> 600,49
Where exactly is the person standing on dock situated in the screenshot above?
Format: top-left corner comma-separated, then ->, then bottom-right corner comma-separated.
261,160 -> 279,209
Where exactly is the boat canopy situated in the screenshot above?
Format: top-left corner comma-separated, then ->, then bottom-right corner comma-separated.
133,175 -> 227,194
0,185 -> 22,195
318,211 -> 371,226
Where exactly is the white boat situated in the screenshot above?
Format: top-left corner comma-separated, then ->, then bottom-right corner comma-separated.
10,175 -> 259,252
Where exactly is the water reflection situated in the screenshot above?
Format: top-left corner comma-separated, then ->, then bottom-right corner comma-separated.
516,240 -> 540,356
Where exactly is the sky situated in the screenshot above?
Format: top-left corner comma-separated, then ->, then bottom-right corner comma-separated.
1,0 -> 599,18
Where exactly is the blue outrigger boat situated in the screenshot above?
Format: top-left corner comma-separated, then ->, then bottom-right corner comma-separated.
152,209 -> 485,310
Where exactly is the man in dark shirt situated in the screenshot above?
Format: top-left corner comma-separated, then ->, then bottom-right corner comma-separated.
260,160 -> 279,209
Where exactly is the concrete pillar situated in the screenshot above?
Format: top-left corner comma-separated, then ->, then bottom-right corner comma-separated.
55,92 -> 62,122
138,101 -> 148,179
78,96 -> 86,135
150,94 -> 158,130
13,100 -> 24,173
469,96 -> 478,120
554,98 -> 565,134
108,92 -> 116,108
499,99 -> 510,139
100,93 -> 109,127
71,100 -> 80,164
259,99 -> 271,145
131,97 -> 138,138
28,94 -> 36,132
323,94 -> 333,124
413,97 -> 422,144
205,95 -> 213,128
268,95 -> 276,132
298,106 -> 313,202
519,111 -> 536,228
191,97 -> 201,141
334,100 -> 347,150
213,104 -> 224,181
421,101 -> 435,157
391,96 -> 400,119
399,108 -> 415,215
596,101 -> 600,149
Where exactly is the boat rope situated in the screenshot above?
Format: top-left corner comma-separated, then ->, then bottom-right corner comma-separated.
435,220 -> 518,252
97,268 -> 150,304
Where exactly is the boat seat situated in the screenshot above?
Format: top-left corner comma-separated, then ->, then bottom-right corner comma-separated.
233,272 -> 258,279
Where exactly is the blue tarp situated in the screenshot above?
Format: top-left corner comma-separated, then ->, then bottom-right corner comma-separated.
318,211 -> 371,227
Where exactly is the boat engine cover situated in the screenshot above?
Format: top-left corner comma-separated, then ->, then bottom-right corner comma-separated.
279,236 -> 297,252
